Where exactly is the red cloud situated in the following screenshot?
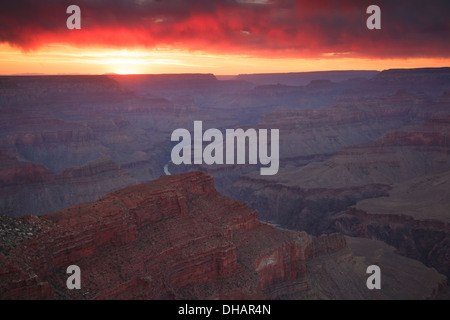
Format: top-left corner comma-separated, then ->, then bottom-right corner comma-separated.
0,0 -> 449,58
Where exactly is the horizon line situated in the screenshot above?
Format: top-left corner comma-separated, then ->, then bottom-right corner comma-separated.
2,67 -> 450,77
0,68 -> 445,77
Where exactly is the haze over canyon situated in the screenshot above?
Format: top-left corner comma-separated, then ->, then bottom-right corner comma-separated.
1,68 -> 449,299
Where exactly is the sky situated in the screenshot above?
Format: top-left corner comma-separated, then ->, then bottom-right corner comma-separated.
0,0 -> 449,75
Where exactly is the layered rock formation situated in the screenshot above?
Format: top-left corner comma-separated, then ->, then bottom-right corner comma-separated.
0,172 -> 322,299
235,71 -> 379,86
1,69 -> 449,299
0,172 -> 445,300
210,87 -> 450,289
306,236 -> 447,300
0,75 -> 215,216
338,67 -> 450,100
0,153 -> 136,217
331,170 -> 450,279
4,69 -> 448,218
222,112 -> 450,229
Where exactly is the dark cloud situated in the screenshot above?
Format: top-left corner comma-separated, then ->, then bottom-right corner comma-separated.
0,0 -> 449,58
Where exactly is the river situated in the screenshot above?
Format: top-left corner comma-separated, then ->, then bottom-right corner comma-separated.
163,161 -> 171,175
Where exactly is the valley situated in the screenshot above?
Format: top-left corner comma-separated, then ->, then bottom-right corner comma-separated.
1,68 -> 449,299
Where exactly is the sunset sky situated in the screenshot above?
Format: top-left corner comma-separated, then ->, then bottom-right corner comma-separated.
1,0 -> 449,75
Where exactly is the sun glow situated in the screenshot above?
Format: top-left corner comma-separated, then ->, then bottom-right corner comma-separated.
113,66 -> 138,75
0,43 -> 449,75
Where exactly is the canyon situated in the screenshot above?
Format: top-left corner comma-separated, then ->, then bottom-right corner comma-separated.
0,172 -> 445,299
1,68 -> 449,299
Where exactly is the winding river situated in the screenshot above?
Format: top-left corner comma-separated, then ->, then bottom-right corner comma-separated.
163,160 -> 172,175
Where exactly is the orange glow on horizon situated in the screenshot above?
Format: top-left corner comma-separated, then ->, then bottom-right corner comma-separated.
0,43 -> 449,76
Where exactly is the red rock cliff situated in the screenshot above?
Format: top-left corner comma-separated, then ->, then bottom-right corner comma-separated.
0,171 -> 346,299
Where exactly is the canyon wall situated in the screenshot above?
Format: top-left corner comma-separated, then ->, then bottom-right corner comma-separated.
2,172 -> 444,299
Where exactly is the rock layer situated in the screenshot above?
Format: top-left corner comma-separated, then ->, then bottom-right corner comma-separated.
1,172 -> 445,299
0,172 -> 344,299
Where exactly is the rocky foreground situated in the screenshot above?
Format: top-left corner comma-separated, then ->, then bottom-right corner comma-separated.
0,172 -> 446,299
